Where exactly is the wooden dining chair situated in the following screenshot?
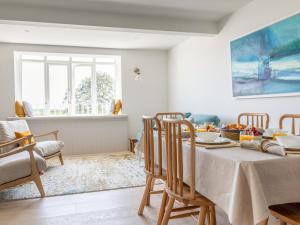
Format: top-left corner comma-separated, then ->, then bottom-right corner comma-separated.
138,116 -> 165,215
269,203 -> 300,225
156,112 -> 185,130
238,113 -> 270,129
156,112 -> 184,125
157,118 -> 216,225
279,114 -> 300,135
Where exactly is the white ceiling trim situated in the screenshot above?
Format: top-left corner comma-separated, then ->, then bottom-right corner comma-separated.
0,3 -> 219,35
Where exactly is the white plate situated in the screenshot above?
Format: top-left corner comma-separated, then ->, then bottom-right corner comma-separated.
276,136 -> 300,149
196,137 -> 231,145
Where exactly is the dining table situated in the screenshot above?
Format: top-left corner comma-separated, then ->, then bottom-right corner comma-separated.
137,132 -> 300,225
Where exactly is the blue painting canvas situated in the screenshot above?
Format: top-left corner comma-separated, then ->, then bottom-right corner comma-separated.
231,13 -> 300,97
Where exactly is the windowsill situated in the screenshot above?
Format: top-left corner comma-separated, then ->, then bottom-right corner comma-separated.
7,114 -> 128,121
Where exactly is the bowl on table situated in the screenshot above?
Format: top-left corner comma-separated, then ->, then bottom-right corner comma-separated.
276,136 -> 300,149
196,132 -> 220,142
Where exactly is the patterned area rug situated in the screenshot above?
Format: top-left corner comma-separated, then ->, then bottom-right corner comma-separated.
0,152 -> 145,201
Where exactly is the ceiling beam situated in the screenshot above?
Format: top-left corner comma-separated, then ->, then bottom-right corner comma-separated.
0,3 -> 218,35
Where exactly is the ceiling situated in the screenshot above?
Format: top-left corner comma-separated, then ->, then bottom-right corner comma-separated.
0,22 -> 189,49
0,0 -> 252,21
0,0 -> 252,49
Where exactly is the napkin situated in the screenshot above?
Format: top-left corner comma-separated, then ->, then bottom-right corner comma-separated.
261,140 -> 286,156
240,141 -> 261,151
240,140 -> 286,156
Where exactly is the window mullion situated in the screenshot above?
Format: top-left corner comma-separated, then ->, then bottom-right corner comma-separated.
68,58 -> 73,115
91,62 -> 97,115
44,58 -> 50,115
70,60 -> 75,115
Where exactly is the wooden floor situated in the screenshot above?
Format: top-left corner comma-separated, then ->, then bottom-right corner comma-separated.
0,185 -> 278,225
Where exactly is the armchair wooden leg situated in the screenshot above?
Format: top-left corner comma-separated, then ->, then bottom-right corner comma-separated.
33,175 -> 45,198
161,197 -> 175,225
138,176 -> 153,215
157,190 -> 168,225
209,205 -> 216,225
206,209 -> 211,225
258,218 -> 269,225
198,206 -> 207,225
59,153 -> 64,165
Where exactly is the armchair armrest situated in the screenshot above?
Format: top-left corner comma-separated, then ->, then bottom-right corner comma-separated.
0,135 -> 34,149
0,143 -> 36,159
34,130 -> 59,140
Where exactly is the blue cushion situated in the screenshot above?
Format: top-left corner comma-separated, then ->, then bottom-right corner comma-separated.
185,112 -> 192,118
190,114 -> 220,126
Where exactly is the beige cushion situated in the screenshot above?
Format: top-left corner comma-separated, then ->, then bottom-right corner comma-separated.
22,101 -> 34,117
0,151 -> 47,185
34,141 -> 64,157
0,120 -> 31,154
0,121 -> 15,143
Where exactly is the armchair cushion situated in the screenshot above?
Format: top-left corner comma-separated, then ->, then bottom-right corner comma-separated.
0,151 -> 47,185
0,120 -> 31,153
34,141 -> 64,157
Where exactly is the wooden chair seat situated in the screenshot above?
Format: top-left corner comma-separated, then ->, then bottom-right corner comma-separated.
270,203 -> 300,225
165,183 -> 214,206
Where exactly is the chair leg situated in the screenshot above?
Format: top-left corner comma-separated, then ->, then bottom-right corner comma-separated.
33,175 -> 45,198
59,153 -> 64,165
138,176 -> 153,215
147,178 -> 156,206
197,206 -> 207,225
209,205 -> 216,225
157,190 -> 168,225
161,197 -> 175,225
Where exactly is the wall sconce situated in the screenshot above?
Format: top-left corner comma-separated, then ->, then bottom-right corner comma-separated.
133,67 -> 142,81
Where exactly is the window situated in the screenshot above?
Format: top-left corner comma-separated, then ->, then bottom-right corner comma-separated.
15,52 -> 121,116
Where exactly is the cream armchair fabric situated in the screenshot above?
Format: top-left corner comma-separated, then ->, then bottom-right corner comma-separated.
0,120 -> 64,165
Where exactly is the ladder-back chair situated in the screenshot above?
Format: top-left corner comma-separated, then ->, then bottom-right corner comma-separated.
138,116 -> 165,215
238,113 -> 270,129
156,112 -> 185,129
279,114 -> 300,135
157,118 -> 216,225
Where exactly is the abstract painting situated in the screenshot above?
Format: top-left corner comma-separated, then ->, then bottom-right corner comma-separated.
230,13 -> 300,97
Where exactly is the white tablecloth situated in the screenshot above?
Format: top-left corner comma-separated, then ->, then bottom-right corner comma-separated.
138,133 -> 300,225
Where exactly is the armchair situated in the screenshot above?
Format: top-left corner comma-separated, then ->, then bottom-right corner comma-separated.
0,136 -> 47,197
0,120 -> 64,165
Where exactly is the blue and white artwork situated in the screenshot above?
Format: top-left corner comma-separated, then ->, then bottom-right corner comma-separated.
230,13 -> 300,97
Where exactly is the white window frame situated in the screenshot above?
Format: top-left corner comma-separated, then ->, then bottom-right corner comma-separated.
14,51 -> 121,116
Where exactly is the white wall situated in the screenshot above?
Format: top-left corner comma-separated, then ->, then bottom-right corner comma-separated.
168,0 -> 300,128
0,43 -> 168,153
